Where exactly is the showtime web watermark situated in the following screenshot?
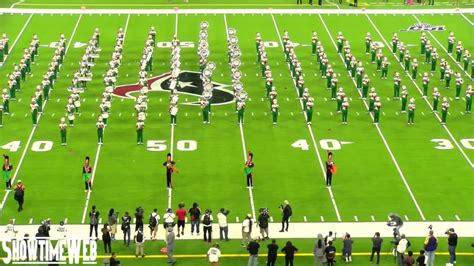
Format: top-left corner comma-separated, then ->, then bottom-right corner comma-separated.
2,238 -> 97,264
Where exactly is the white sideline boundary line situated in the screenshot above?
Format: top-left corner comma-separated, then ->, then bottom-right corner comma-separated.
223,13 -> 257,221
3,221 -> 474,239
366,14 -> 474,169
167,13 -> 178,210
0,13 -> 33,67
1,8 -> 473,15
459,13 -> 474,26
0,14 -> 82,211
271,14 -> 341,222
317,14 -> 426,221
412,14 -> 471,80
81,14 -> 131,224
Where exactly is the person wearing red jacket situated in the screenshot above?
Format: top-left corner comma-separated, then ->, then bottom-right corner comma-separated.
176,202 -> 187,237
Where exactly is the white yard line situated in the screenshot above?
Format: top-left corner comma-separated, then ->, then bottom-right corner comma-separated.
0,15 -> 82,211
271,14 -> 341,222
459,13 -> 474,25
318,14 -> 426,220
412,14 -> 471,79
223,13 -> 257,221
367,14 -> 474,169
0,13 -> 33,67
167,13 -> 179,210
81,14 -> 131,223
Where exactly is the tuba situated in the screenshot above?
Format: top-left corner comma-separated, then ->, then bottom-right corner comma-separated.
233,82 -> 243,92
202,90 -> 212,101
232,70 -> 242,80
231,59 -> 241,69
227,28 -> 236,36
237,91 -> 248,102
200,21 -> 209,30
206,61 -> 216,71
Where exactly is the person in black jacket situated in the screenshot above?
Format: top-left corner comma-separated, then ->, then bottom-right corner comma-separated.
279,200 -> 292,232
102,223 -> 112,254
281,241 -> 298,266
267,239 -> 278,266
109,252 -> 120,266
135,207 -> 144,231
446,228 -> 458,264
258,208 -> 269,240
89,206 -> 100,238
121,212 -> 131,246
325,241 -> 336,266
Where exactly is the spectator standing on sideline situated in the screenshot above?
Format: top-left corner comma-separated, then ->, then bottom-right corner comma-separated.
82,156 -> 92,192
424,230 -> 437,266
135,207 -> 144,231
388,213 -> 404,238
241,214 -> 253,247
189,202 -> 201,235
313,234 -> 324,266
279,200 -> 292,232
202,209 -> 213,242
89,205 -> 99,239
247,239 -> 260,266
325,231 -> 336,245
108,209 -> 118,240
404,250 -> 415,266
370,232 -> 383,265
446,228 -> 457,265
109,252 -> 120,266
258,208 -> 270,240
342,233 -> 353,262
267,239 -> 278,266
13,180 -> 25,212
102,223 -> 112,254
2,154 -> 13,190
396,234 -> 409,266
149,208 -> 159,240
217,208 -> 229,241
121,211 -> 131,246
324,241 -> 336,266
134,227 -> 145,258
325,152 -> 335,187
176,203 -> 187,237
281,241 -> 298,266
416,250 -> 426,266
207,243 -> 221,266
163,208 -> 176,237
166,227 -> 177,265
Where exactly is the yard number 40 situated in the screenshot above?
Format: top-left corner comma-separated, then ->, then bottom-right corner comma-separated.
292,139 -> 348,151
2,141 -> 53,152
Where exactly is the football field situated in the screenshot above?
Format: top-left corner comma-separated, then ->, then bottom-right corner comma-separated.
0,6 -> 473,265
